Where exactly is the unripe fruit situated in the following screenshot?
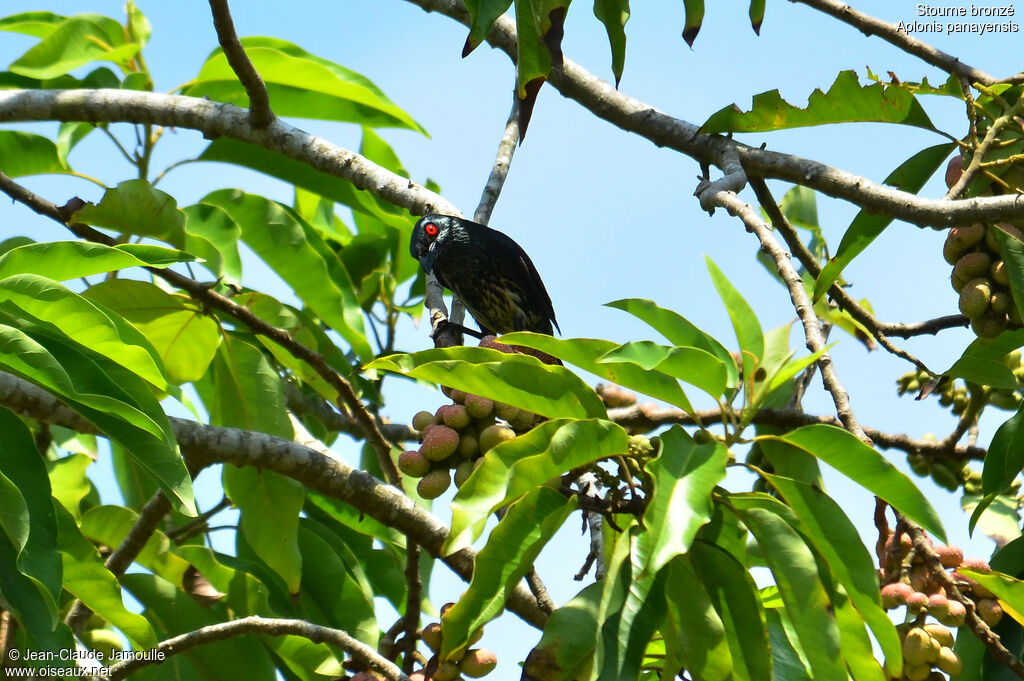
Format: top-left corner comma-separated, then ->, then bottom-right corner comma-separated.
952,252 -> 993,292
459,649 -> 498,678
464,394 -> 495,419
936,647 -> 962,676
468,627 -> 485,647
945,155 -> 963,189
903,627 -> 939,665
479,424 -> 516,453
907,452 -> 930,476
935,545 -> 964,568
433,661 -> 461,681
442,404 -> 472,431
398,450 -> 431,478
992,292 -> 1014,315
977,598 -> 1004,627
881,582 -> 913,609
494,402 -> 520,423
938,599 -> 967,627
421,426 -> 460,461
988,222 -> 1024,252
417,469 -> 452,499
906,591 -> 930,611
904,662 -> 932,681
422,622 -> 443,652
413,411 -> 436,432
924,623 -> 954,648
458,432 -> 479,459
944,223 -> 986,264
992,259 -> 1011,286
454,460 -> 476,488
409,673 -> 427,681
927,594 -> 950,620
962,557 -> 991,571
959,278 -> 992,318
972,311 -> 1008,339
931,463 -> 961,491
449,389 -> 467,404
440,602 -> 456,617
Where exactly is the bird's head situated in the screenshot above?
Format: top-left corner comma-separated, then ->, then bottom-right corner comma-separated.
410,214 -> 460,274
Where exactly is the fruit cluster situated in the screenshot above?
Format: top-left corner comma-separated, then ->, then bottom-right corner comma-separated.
400,391 -> 541,499
879,534 -> 1003,680
411,612 -> 497,681
944,222 -> 1023,337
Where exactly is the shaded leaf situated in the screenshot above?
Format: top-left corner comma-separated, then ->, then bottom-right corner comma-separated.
462,0 -> 513,56
593,0 -> 629,86
444,418 -> 627,553
72,179 -> 186,246
682,0 -> 705,46
663,555 -> 734,681
0,130 -> 70,177
982,402 -> 1024,497
597,341 -> 728,400
945,329 -> 1024,390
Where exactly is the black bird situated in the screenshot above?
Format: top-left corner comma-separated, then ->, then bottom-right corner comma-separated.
410,214 -> 559,336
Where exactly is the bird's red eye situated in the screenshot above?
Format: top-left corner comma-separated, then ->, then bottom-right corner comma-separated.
424,222 -> 438,237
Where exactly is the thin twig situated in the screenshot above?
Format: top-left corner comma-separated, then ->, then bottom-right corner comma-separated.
704,187 -> 870,442
789,0 -> 1007,86
474,95 -> 520,225
106,616 -> 410,681
525,567 -> 557,615
207,0 -> 273,126
402,542 -> 422,674
749,178 -> 939,374
947,96 -> 1024,199
0,170 -> 403,486
65,493 -> 172,636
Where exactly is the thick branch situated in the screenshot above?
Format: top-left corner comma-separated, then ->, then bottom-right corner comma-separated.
207,0 -> 274,126
400,0 -> 1024,227
107,616 -> 409,681
0,371 -> 548,630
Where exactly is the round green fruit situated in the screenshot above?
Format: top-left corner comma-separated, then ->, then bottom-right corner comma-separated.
422,622 -> 443,652
412,411 -> 436,432
479,424 -> 516,453
417,469 -> 452,499
959,278 -> 992,318
454,460 -> 476,488
442,404 -> 472,431
398,450 -> 431,478
464,394 -> 495,419
952,252 -> 993,292
944,223 -> 986,264
459,649 -> 498,678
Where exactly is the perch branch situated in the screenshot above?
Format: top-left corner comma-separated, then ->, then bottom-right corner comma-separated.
475,94 -> 521,225
107,616 -> 409,681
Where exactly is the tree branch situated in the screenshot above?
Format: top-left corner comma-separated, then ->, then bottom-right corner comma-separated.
702,187 -> 870,442
474,93 -> 521,225
399,0 -> 1024,227
106,616 -> 410,681
789,0 -> 1008,86
0,371 -> 549,630
207,0 -> 273,126
0,169 -> 403,486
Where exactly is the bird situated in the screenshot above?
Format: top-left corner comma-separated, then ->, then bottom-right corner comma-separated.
409,214 -> 560,337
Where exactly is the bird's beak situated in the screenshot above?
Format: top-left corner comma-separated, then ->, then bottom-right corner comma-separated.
418,242 -> 438,275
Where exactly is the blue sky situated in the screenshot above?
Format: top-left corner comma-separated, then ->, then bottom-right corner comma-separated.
2,0 -> 1022,674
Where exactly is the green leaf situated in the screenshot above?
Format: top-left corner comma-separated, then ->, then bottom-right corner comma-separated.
0,407 -> 61,624
368,347 -> 606,420
663,555 -> 734,681
765,607 -> 813,681
0,529 -> 74,654
9,14 -> 142,79
183,37 -> 426,133
0,130 -> 71,177
639,426 -> 727,576
497,333 -> 696,412
441,486 -> 576,658
200,190 -> 373,361
80,505 -> 190,586
959,567 -> 1024,624
514,0 -> 551,112
682,0 -> 705,46
0,241 -> 194,283
701,70 -> 940,134
763,425 -> 945,541
523,582 -> 604,681
592,0 -> 629,86
462,0 -> 513,55
945,330 -> 1024,390
982,402 -> 1024,497
122,573 -> 277,681
73,179 -> 186,245
730,497 -> 846,681
444,418 -> 628,553
224,467 -> 304,595
765,474 -> 902,675
0,326 -> 195,515
994,225 -> 1024,327
0,273 -> 175,393
605,298 -> 738,388
597,341 -> 729,400
706,257 -> 763,377
689,540 -> 772,681
749,0 -> 766,33
84,279 -> 219,385
183,202 -> 243,283
199,335 -> 292,438
0,11 -> 65,38
813,143 -> 955,300
62,551 -> 158,648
